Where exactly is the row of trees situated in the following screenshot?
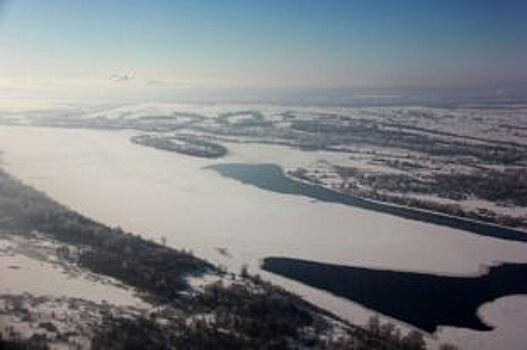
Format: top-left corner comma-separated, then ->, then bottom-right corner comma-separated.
0,169 -> 213,299
291,118 -> 525,164
131,134 -> 228,158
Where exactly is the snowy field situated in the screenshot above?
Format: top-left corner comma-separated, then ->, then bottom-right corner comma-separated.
2,101 -> 525,228
1,125 -> 527,349
0,230 -> 149,349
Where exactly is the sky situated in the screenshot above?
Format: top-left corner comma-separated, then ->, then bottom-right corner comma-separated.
0,0 -> 526,102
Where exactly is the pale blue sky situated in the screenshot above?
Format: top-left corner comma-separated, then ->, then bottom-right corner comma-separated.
0,0 -> 526,99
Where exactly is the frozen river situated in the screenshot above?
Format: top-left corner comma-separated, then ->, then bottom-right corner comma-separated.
1,126 -> 527,349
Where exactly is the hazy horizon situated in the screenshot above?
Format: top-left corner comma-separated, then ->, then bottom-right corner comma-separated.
1,0 -> 526,104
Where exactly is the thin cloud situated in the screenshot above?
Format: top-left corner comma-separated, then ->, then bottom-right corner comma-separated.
109,72 -> 135,83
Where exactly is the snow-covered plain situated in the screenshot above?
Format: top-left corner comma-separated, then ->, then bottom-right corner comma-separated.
0,232 -> 147,306
1,125 -> 527,348
0,231 -> 149,349
4,101 -> 525,226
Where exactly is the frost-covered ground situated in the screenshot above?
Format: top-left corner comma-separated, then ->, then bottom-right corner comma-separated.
0,232 -> 146,306
0,124 -> 526,349
2,101 -> 525,229
0,231 -> 148,349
